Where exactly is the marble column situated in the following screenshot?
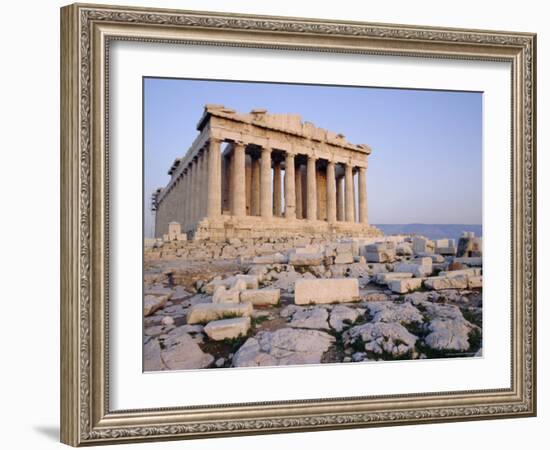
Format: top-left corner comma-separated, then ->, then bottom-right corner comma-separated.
202,151 -> 209,218
222,155 -> 230,213
245,157 -> 252,215
345,163 -> 355,222
306,155 -> 317,220
326,161 -> 337,223
351,171 -> 359,222
200,151 -> 208,219
358,166 -> 368,224
206,139 -> 221,218
251,157 -> 260,216
295,164 -> 303,219
231,142 -> 246,217
284,153 -> 296,219
273,160 -> 282,216
336,175 -> 344,221
260,147 -> 273,219
185,168 -> 192,228
195,154 -> 202,221
190,158 -> 198,225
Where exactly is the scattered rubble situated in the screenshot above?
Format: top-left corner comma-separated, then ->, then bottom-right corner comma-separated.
144,231 -> 483,370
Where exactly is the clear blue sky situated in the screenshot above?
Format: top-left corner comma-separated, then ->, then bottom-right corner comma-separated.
144,78 -> 482,237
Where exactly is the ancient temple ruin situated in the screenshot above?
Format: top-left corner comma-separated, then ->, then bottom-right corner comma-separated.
152,105 -> 381,241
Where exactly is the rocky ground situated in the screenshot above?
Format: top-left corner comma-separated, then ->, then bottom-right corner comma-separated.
143,234 -> 482,371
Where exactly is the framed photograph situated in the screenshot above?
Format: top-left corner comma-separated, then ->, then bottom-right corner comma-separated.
60,3 -> 536,446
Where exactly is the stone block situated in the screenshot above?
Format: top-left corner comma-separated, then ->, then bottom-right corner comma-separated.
412,236 -> 435,254
453,257 -> 483,267
231,279 -> 248,291
364,249 -> 395,263
439,268 -> 482,278
436,246 -> 456,255
393,262 -> 432,278
145,285 -> 173,297
424,275 -> 468,290
295,245 -> 322,254
144,294 -> 169,316
252,253 -> 287,264
415,254 -> 445,263
374,272 -> 413,285
412,257 -> 433,266
289,252 -> 324,266
294,278 -> 360,305
334,252 -> 354,264
434,239 -> 456,255
457,235 -> 482,257
204,317 -> 251,341
240,289 -> 281,306
389,278 -> 423,294
186,302 -> 253,324
468,275 -> 483,289
335,243 -> 354,254
396,242 -> 413,256
235,274 -> 260,289
212,286 -> 240,304
144,238 -> 157,248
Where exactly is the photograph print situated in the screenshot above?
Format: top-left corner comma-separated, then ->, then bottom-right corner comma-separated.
143,78 -> 483,372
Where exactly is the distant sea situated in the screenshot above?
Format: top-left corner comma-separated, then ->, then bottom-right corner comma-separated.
374,224 -> 482,242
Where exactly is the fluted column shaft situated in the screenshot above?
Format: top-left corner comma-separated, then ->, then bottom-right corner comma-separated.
358,166 -> 368,224
336,175 -> 344,221
197,155 -> 205,221
190,158 -> 199,225
182,169 -> 188,230
200,151 -> 208,219
260,147 -> 272,219
207,138 -> 222,218
306,156 -> 317,220
345,163 -> 355,222
251,157 -> 260,216
326,161 -> 337,223
273,160 -> 282,216
284,153 -> 296,219
231,142 -> 246,217
295,164 -> 303,219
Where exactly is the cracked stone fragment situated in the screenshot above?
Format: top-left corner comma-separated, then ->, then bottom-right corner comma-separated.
143,338 -> 165,371
421,303 -> 478,351
329,305 -> 362,332
204,317 -> 251,341
288,307 -> 330,330
232,328 -> 335,367
367,301 -> 424,325
144,294 -> 169,316
344,322 -> 417,357
160,332 -> 214,370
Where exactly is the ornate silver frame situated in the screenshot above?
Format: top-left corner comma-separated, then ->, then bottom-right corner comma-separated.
60,3 -> 536,446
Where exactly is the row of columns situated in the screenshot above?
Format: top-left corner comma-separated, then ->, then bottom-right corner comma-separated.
205,138 -> 368,224
157,135 -> 369,236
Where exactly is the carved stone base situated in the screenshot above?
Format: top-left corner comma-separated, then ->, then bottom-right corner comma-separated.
190,214 -> 382,241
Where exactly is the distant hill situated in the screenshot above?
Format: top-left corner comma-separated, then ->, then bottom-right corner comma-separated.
374,224 -> 482,241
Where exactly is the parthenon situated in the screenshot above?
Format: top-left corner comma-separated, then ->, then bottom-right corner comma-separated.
152,105 -> 381,241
